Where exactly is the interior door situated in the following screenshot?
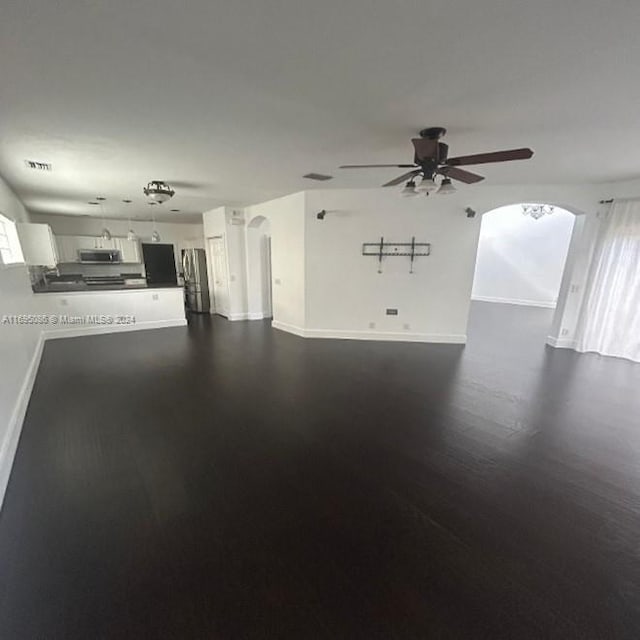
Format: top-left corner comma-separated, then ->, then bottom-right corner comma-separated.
208,237 -> 230,317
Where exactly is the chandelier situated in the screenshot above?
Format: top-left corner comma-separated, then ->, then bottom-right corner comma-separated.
521,203 -> 554,220
143,180 -> 175,204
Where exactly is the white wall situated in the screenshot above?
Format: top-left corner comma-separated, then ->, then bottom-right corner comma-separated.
0,175 -> 42,509
303,189 -> 479,341
245,192 -> 306,331
29,213 -> 204,274
472,205 -> 575,308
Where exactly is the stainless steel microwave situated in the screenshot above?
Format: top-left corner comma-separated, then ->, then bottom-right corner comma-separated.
78,249 -> 122,263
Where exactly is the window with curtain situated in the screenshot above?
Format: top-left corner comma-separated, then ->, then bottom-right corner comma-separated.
574,200 -> 640,362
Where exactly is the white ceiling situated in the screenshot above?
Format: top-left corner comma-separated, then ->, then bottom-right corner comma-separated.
1,0 -> 639,223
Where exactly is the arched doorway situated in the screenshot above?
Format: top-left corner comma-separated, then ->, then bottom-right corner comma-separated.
246,215 -> 272,319
469,203 -> 576,344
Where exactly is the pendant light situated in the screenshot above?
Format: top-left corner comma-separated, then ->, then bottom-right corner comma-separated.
123,199 -> 137,241
97,197 -> 112,240
150,203 -> 161,242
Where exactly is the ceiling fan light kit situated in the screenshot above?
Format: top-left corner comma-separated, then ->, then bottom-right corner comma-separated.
339,127 -> 534,196
401,180 -> 419,197
417,176 -> 438,193
437,177 -> 456,195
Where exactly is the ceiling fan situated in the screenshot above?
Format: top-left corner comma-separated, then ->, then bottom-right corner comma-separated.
339,127 -> 533,194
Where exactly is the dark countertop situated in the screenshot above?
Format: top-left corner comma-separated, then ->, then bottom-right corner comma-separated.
32,282 -> 182,294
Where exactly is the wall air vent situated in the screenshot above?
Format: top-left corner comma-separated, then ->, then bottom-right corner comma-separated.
303,173 -> 333,181
25,160 -> 52,171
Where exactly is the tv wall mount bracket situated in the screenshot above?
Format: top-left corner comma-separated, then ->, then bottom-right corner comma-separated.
362,237 -> 431,273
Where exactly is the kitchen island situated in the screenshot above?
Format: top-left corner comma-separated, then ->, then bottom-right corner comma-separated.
30,286 -> 187,339
32,282 -> 182,293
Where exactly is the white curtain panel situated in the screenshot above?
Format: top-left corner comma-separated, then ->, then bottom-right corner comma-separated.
574,200 -> 640,362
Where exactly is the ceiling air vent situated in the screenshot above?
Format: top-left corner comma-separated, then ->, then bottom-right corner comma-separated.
25,160 -> 52,171
303,173 -> 333,181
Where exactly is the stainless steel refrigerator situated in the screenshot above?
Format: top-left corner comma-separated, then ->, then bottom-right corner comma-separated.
182,248 -> 210,313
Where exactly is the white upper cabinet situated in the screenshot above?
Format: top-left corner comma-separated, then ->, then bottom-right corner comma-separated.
54,234 -> 141,263
115,238 -> 141,263
16,223 -> 59,267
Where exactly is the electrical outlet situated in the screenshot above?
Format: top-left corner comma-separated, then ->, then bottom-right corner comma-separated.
570,284 -> 580,293
403,323 -> 411,330
561,328 -> 569,336
386,308 -> 398,316
60,298 -> 68,307
369,321 -> 376,329
152,293 -> 159,301
230,274 -> 236,282
274,278 -> 282,285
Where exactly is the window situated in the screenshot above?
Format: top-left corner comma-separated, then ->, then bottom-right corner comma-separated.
0,213 -> 25,265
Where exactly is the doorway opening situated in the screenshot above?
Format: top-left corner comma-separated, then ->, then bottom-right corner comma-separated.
469,203 -> 576,345
246,216 -> 272,319
207,236 -> 230,318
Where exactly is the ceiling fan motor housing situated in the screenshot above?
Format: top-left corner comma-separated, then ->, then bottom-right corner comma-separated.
419,127 -> 447,139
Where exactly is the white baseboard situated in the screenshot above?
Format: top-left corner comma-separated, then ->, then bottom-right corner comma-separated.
472,295 -> 557,309
247,312 -> 271,320
42,318 -> 187,340
546,335 -> 577,349
0,333 -> 45,511
228,312 -> 249,321
272,321 -> 466,344
271,320 -> 307,337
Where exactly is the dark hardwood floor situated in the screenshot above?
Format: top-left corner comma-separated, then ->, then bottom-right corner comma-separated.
1,302 -> 639,639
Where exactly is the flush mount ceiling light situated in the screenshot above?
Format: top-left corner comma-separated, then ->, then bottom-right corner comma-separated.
401,179 -> 419,197
143,180 -> 175,204
437,177 -> 456,195
521,203 -> 554,220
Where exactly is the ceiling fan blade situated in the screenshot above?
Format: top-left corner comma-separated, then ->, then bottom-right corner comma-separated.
411,138 -> 439,161
382,169 -> 421,187
439,166 -> 485,184
339,164 -> 417,168
446,148 -> 534,166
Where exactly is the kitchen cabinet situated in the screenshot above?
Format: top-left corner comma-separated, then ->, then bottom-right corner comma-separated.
78,235 -> 116,250
54,235 -> 141,263
116,238 -> 141,263
16,223 -> 59,267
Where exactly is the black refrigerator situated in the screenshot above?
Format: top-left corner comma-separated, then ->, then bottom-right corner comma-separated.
142,243 -> 177,286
